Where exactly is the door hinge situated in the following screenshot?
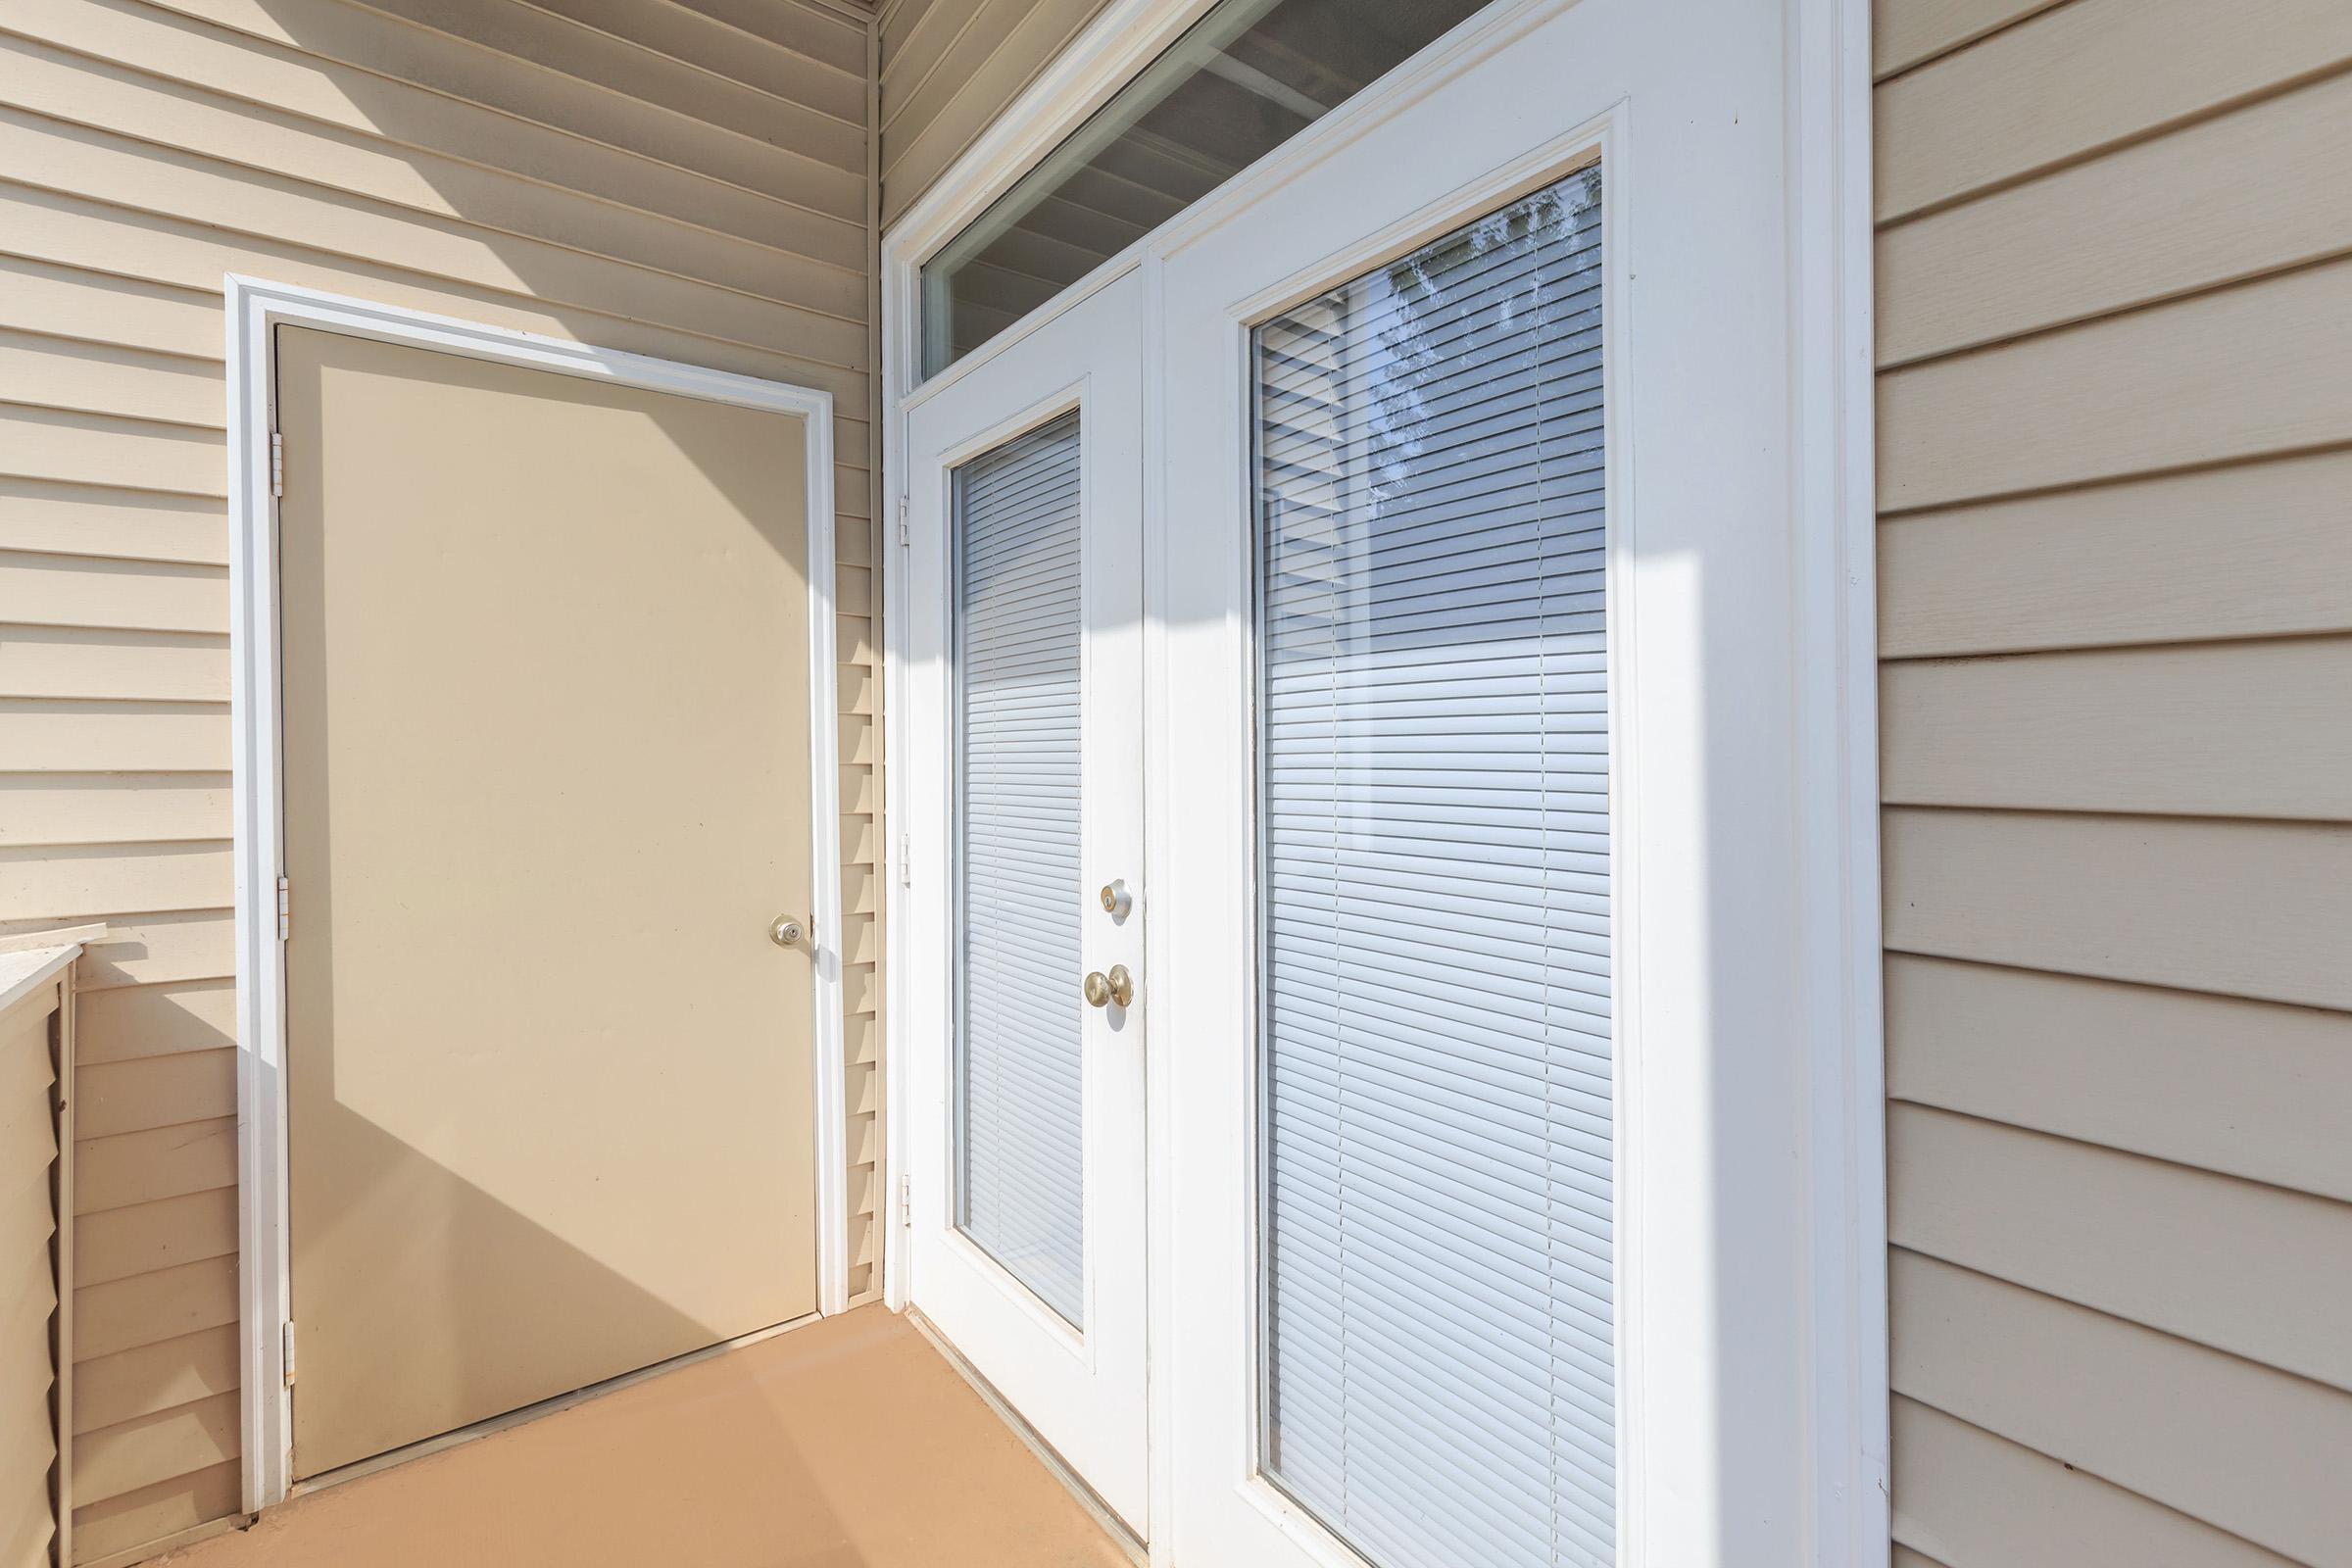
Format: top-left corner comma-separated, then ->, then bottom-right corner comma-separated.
898,1172 -> 911,1228
897,829 -> 911,888
270,430 -> 285,498
282,1320 -> 297,1387
276,875 -> 291,942
896,494 -> 910,549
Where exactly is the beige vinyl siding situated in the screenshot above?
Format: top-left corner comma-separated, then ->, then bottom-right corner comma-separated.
877,0 -> 1113,225
0,0 -> 884,1558
1875,3 -> 2352,1564
0,976 -> 65,1568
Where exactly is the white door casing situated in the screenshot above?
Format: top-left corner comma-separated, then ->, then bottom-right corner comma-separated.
901,270 -> 1151,1530
882,0 -> 1887,1563
227,277 -> 847,1512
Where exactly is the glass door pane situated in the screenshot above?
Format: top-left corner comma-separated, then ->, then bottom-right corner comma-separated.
1254,169 -> 1614,1568
956,410 -> 1088,1326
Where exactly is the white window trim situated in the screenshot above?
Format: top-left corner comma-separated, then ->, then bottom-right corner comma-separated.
878,0 -> 1886,1559
223,275 -> 849,1513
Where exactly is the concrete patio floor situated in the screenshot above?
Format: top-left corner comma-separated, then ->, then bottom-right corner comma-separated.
153,1305 -> 1131,1568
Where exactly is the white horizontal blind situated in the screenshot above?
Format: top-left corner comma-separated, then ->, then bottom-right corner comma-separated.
1255,169 -> 1612,1568
956,410 -> 1087,1326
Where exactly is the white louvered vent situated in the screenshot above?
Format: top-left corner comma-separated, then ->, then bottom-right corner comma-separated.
1255,167 -> 1613,1568
956,409 -> 1088,1326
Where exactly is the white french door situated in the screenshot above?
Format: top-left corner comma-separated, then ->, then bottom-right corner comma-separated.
894,2 -> 1876,1564
1152,2 -> 1823,1565
902,270 -> 1150,1531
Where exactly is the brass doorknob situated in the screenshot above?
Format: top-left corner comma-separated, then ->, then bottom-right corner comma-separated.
1082,964 -> 1135,1008
770,915 -> 806,948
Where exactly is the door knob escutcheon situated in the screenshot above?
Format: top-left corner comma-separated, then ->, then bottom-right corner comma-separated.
770,915 -> 807,948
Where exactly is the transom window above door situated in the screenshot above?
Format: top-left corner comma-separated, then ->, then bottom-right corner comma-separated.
917,0 -> 1488,377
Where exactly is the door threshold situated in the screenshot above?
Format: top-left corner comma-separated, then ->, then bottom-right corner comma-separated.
906,1307 -> 1147,1566
286,1311 -> 824,1501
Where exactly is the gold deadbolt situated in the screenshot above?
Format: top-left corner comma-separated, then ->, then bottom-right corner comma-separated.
1083,964 -> 1135,1008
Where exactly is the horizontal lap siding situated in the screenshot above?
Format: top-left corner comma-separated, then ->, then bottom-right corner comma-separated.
0,0 -> 881,1558
1875,3 -> 2352,1564
877,0 -> 1111,226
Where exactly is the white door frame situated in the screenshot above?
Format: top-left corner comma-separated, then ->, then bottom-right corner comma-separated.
880,0 -> 1886,1560
224,275 -> 849,1513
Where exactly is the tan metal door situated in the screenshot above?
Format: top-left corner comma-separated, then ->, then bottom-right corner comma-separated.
276,326 -> 818,1478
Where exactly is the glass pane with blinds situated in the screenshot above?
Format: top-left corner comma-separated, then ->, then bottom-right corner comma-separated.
1255,168 -> 1611,1568
956,410 -> 1087,1326
918,0 -> 1488,378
